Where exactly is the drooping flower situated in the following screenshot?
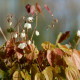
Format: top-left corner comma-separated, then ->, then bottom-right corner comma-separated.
14,33 -> 18,38
35,30 -> 40,36
18,43 -> 27,49
27,17 -> 33,22
24,23 -> 32,29
20,30 -> 26,38
77,30 -> 80,37
20,32 -> 25,38
27,40 -> 31,45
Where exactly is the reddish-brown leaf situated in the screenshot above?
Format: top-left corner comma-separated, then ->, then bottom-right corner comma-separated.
26,53 -> 33,64
36,3 -> 42,13
38,50 -> 46,65
54,48 -> 64,57
44,4 -> 53,15
6,38 -> 15,58
25,4 -> 31,13
16,52 -> 23,60
16,51 -> 23,60
15,46 -> 24,60
6,49 -> 15,58
72,49 -> 80,70
30,5 -> 35,15
47,50 -> 55,66
58,31 -> 70,43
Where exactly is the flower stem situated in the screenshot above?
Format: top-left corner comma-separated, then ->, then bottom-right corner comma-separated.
30,12 -> 38,41
75,38 -> 79,49
0,27 -> 7,41
49,28 -> 51,41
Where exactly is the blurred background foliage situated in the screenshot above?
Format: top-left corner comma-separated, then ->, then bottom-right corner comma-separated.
0,0 -> 80,49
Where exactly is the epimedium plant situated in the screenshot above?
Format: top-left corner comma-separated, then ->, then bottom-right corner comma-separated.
0,2 -> 80,80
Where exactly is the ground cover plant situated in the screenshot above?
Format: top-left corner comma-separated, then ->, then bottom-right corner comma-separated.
0,2 -> 80,80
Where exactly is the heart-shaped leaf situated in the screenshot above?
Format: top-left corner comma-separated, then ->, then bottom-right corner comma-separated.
57,31 -> 70,43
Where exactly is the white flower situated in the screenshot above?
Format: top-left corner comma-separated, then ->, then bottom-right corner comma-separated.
18,43 -> 27,49
23,16 -> 25,20
22,30 -> 25,33
27,17 -> 33,22
27,40 -> 31,45
10,22 -> 12,26
77,30 -> 80,37
14,33 -> 18,38
24,23 -> 31,29
65,44 -> 71,48
20,32 -> 26,38
35,30 -> 40,36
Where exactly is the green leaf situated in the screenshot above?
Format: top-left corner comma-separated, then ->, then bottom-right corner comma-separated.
31,64 -> 39,80
0,69 -> 9,80
56,32 -> 62,44
42,66 -> 54,80
13,71 -> 22,80
9,63 -> 18,76
41,41 -> 56,50
57,43 -> 72,55
7,27 -> 14,33
56,31 -> 70,43
65,66 -> 80,80
20,69 -> 31,80
0,59 -> 8,71
35,72 -> 45,80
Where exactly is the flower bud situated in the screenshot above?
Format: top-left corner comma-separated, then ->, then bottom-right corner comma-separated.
14,33 -> 18,38
77,30 -> 80,37
27,40 -> 31,45
35,30 -> 40,36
